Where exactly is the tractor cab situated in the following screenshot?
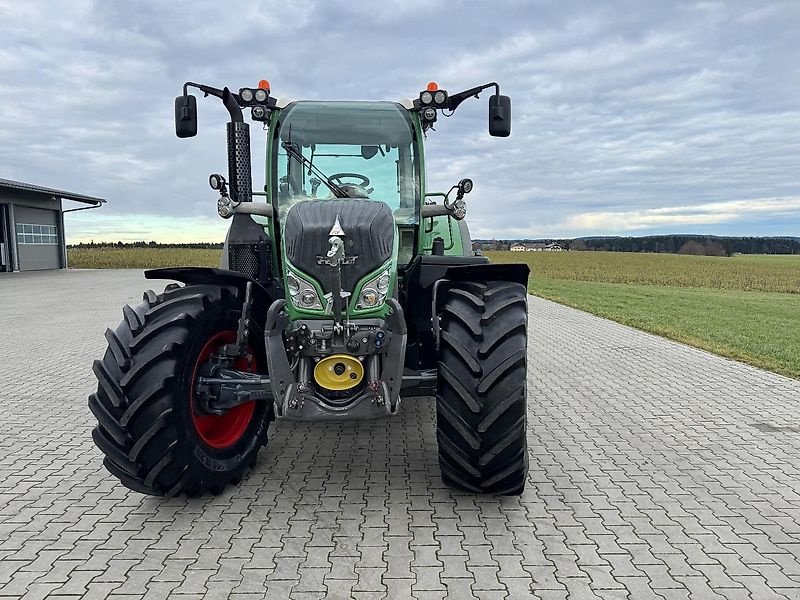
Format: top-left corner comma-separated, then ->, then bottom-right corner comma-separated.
272,101 -> 420,226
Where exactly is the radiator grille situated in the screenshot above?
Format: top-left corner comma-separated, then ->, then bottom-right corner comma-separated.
229,241 -> 272,283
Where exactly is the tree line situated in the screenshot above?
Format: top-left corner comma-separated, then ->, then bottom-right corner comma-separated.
68,241 -> 224,249
71,236 -> 800,256
475,236 -> 800,256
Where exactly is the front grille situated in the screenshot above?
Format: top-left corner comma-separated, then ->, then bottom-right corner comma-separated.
229,241 -> 272,283
283,200 -> 394,295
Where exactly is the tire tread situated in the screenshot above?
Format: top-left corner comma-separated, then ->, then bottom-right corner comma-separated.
89,284 -> 271,496
436,280 -> 528,495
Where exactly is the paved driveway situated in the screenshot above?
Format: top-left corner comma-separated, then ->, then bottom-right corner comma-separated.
1,269 -> 799,599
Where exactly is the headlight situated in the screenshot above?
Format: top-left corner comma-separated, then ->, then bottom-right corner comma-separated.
287,273 -> 300,296
376,272 -> 390,294
420,91 -> 433,105
255,88 -> 268,102
286,270 -> 323,311
434,90 -> 447,106
300,290 -> 318,307
356,268 -> 392,310
360,288 -> 379,307
239,88 -> 254,103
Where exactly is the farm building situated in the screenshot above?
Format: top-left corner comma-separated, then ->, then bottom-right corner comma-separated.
510,242 -> 564,252
0,178 -> 105,272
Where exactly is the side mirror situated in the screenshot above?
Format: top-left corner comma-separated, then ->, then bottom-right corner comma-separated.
361,145 -> 379,159
174,94 -> 198,138
489,94 -> 511,137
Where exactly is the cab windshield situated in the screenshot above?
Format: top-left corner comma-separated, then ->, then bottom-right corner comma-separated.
274,101 -> 419,224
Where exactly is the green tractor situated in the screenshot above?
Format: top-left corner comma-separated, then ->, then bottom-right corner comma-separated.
88,79 -> 530,496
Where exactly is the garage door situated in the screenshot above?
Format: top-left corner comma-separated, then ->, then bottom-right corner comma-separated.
14,206 -> 61,271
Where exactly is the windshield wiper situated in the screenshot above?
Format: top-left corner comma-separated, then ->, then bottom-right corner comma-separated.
281,140 -> 348,199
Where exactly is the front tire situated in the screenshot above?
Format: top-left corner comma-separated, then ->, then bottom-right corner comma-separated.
436,280 -> 529,495
88,284 -> 272,496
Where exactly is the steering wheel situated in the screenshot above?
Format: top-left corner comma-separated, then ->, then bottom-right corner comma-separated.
329,172 -> 372,194
328,173 -> 375,198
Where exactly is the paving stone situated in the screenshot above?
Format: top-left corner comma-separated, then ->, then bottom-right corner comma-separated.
2,271 -> 800,600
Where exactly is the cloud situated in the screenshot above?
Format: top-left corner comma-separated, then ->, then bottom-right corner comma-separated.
563,196 -> 800,234
64,211 -> 230,244
1,0 -> 799,242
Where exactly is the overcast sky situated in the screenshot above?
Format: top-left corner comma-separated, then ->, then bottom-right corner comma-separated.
1,0 -> 798,242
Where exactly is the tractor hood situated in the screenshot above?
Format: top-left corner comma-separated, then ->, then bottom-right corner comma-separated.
283,200 -> 395,313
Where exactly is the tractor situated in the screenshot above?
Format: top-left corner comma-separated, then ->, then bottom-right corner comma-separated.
88,79 -> 530,496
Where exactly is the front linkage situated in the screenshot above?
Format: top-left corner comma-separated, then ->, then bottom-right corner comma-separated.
264,298 -> 407,420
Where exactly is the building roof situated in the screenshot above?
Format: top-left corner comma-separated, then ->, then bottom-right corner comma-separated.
0,177 -> 106,206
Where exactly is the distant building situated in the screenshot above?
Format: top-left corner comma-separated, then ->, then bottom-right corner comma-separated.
1,178 -> 105,272
509,242 -> 564,252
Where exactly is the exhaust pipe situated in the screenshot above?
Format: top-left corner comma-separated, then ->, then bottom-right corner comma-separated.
226,121 -> 252,203
221,88 -> 252,204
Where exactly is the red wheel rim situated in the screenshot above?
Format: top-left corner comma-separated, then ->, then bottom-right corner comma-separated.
190,331 -> 257,449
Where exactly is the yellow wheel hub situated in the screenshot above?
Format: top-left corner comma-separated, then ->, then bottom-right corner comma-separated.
314,354 -> 364,391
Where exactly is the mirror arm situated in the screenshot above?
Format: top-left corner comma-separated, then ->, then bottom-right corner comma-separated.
445,82 -> 501,113
182,82 -> 243,122
183,81 -> 223,98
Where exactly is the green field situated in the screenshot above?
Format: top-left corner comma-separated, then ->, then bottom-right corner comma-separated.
68,247 -> 222,269
485,250 -> 800,293
67,246 -> 800,378
487,251 -> 800,379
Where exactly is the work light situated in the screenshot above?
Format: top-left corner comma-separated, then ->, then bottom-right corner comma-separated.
452,198 -> 467,220
209,173 -> 225,190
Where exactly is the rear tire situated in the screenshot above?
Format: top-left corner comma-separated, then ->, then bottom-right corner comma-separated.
88,283 -> 272,496
436,280 -> 528,495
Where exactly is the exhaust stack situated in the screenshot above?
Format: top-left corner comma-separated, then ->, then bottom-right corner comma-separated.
220,88 -> 252,204
226,121 -> 252,203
